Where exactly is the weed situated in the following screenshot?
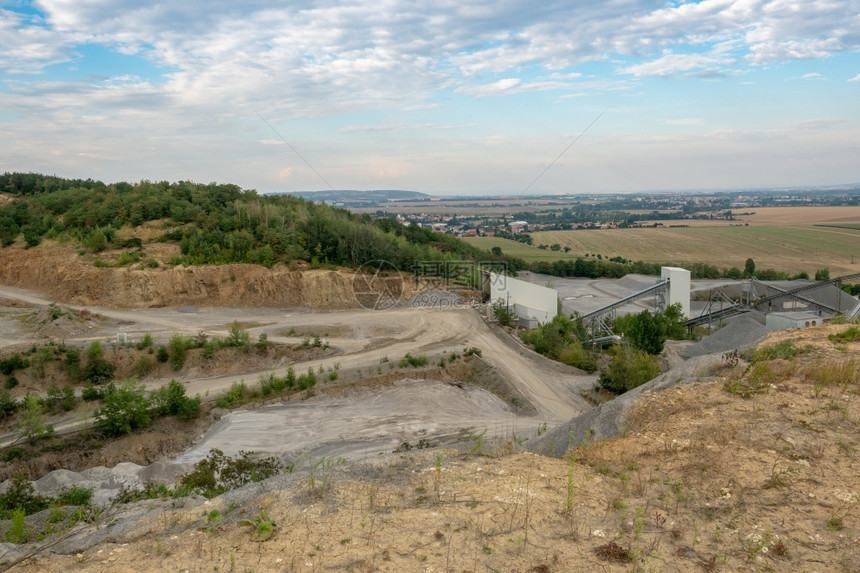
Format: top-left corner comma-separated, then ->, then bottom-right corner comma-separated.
466,429 -> 488,456
398,353 -> 428,368
743,340 -> 813,362
594,540 -> 632,563
240,509 -> 275,541
763,449 -> 796,489
203,509 -> 224,532
56,485 -> 94,506
829,325 -> 860,342
724,361 -> 778,398
307,456 -> 345,498
4,508 -> 28,543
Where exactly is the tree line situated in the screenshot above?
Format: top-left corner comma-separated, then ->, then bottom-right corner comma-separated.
0,173 -> 519,275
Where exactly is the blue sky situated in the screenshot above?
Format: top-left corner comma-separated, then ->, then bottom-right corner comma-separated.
1,0 -> 859,194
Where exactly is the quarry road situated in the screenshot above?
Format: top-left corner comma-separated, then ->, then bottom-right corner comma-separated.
0,286 -> 594,459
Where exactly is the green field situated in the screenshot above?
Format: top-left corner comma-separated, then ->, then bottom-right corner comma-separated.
527,225 -> 860,276
462,236 -> 578,262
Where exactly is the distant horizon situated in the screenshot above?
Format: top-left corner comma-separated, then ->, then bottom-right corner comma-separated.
4,170 -> 860,198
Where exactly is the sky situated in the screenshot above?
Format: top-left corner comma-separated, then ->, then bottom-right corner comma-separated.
1,0 -> 860,195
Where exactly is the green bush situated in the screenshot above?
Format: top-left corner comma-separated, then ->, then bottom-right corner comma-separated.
743,340 -> 812,362
399,353 -> 428,368
136,332 -> 153,350
93,380 -> 152,436
169,334 -> 189,370
43,384 -> 76,413
178,449 -> 289,498
0,353 -> 29,375
156,345 -> 169,363
598,345 -> 661,394
226,322 -> 251,349
56,485 -> 94,506
0,476 -> 50,518
215,382 -> 248,408
81,382 -> 104,401
150,380 -> 201,420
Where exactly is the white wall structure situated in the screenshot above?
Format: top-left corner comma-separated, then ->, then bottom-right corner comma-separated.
661,266 -> 691,319
766,311 -> 828,331
489,273 -> 558,324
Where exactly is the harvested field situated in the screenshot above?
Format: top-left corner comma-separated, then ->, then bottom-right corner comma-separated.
531,225 -> 860,276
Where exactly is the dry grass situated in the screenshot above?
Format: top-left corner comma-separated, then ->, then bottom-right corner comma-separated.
9,324 -> 860,572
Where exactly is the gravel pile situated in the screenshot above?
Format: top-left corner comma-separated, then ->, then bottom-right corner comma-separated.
527,353 -> 725,458
682,312 -> 769,359
5,461 -> 193,507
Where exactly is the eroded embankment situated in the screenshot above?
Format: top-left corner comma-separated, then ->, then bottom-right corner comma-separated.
0,247 -> 399,309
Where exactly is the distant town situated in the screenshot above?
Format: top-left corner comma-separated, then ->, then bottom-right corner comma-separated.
279,185 -> 860,239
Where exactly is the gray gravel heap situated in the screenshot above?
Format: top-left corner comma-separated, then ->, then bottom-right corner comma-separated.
682,312 -> 769,359
527,353 -> 725,459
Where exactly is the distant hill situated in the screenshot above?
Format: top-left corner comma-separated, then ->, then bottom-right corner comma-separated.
269,189 -> 432,206
0,173 -> 515,272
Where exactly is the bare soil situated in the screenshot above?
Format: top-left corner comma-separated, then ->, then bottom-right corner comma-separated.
0,246 -> 413,309
6,323 -> 859,572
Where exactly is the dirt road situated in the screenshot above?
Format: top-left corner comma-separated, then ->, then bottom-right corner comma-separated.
0,286 -> 594,460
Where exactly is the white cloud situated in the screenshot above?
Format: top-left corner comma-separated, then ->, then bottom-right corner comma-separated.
2,1 -> 859,192
456,78 -> 522,97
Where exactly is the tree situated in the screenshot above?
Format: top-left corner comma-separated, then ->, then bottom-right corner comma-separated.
94,380 -> 152,436
814,268 -> 830,281
19,393 -> 53,443
169,334 -> 188,370
744,257 -> 756,277
83,342 -> 115,384
150,379 -> 200,419
617,310 -> 667,355
491,246 -> 502,257
491,297 -> 517,327
598,345 -> 660,394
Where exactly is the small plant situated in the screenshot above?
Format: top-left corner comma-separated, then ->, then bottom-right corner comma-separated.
136,332 -> 154,350
307,456 -> 345,498
399,353 -> 428,368
4,508 -> 28,544
203,509 -> 224,532
828,325 -> 860,343
56,485 -> 94,506
239,509 -> 275,541
743,339 -> 812,362
467,429 -> 488,456
594,541 -> 632,563
564,454 -> 577,516
463,346 -> 482,357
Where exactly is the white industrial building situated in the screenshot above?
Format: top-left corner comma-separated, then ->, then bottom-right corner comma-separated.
766,311 -> 829,331
660,266 -> 691,318
487,272 -> 557,325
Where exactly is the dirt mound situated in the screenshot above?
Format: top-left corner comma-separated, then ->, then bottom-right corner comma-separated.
0,247 -> 409,309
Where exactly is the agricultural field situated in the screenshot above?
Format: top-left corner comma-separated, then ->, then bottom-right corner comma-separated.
530,224 -> 860,276
462,236 -> 578,262
639,205 -> 860,228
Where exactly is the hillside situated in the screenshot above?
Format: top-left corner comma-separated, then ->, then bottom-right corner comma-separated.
4,322 -> 858,571
0,173 -> 513,279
